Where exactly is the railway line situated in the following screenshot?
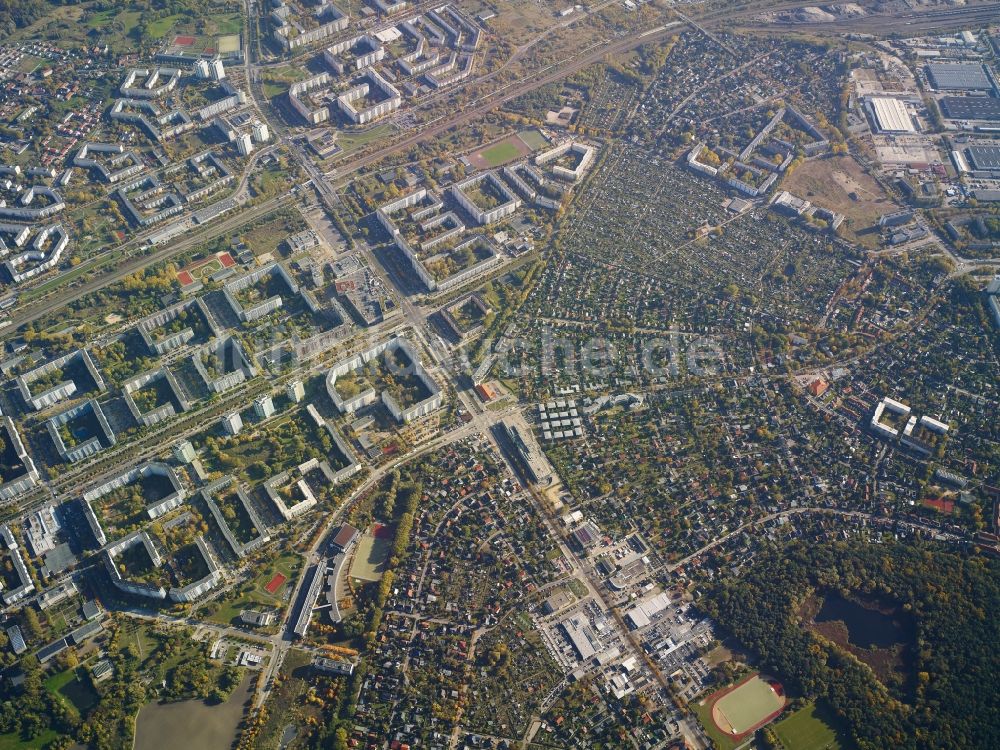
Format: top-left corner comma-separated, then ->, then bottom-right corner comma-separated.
735,1 -> 1000,34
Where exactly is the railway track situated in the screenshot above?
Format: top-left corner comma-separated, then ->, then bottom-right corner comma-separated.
733,1 -> 1000,34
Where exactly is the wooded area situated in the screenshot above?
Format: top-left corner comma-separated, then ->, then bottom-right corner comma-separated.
702,540 -> 1000,749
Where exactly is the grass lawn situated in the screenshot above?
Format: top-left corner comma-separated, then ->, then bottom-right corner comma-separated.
88,9 -> 142,34
263,65 -> 306,98
334,123 -> 398,157
773,701 -> 848,750
242,210 -> 309,257
146,14 -> 185,39
269,65 -> 307,81
209,13 -> 243,35
566,578 -> 588,597
86,9 -> 115,27
781,155 -> 897,249
480,141 -> 521,167
21,247 -> 125,303
0,729 -> 61,749
128,623 -> 207,680
263,82 -> 287,98
131,621 -> 160,661
44,667 -> 77,691
705,643 -> 734,667
16,54 -> 43,73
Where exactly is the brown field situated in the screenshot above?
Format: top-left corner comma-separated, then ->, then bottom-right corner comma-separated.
482,0 -> 565,45
134,675 -> 253,750
782,155 -> 898,248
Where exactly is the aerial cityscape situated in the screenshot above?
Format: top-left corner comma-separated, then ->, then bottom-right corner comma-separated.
0,1 -> 997,749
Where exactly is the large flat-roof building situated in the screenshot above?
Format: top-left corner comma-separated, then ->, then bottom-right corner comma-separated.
624,592 -> 671,629
966,145 -> 1000,172
926,62 -> 993,91
867,97 -> 916,134
200,476 -> 270,558
940,96 -> 1000,121
17,348 -> 106,411
560,613 -> 600,661
5,624 -> 26,654
46,399 -> 116,463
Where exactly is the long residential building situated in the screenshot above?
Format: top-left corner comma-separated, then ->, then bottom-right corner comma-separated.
0,416 -> 38,501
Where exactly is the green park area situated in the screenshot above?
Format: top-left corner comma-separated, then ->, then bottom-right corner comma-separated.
45,666 -> 100,718
206,552 -> 301,626
145,15 -> 180,39
87,9 -> 142,35
0,729 -> 60,750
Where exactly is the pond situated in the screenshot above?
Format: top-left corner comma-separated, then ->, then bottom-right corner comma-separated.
815,592 -> 902,649
134,674 -> 253,750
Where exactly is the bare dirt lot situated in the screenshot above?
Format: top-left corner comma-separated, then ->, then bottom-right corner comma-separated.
134,675 -> 253,750
782,155 -> 898,248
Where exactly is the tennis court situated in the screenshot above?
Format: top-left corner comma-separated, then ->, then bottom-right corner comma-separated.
264,573 -> 286,595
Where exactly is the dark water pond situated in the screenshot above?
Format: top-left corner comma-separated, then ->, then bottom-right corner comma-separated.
815,592 -> 902,649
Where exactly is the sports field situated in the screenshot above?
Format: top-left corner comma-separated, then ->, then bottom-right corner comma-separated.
773,701 -> 845,750
264,573 -> 287,595
161,27 -> 242,60
349,523 -> 392,581
517,128 -> 549,150
176,251 -> 235,287
218,34 -> 241,54
480,141 -> 521,167
707,673 -> 787,741
467,129 -> 547,169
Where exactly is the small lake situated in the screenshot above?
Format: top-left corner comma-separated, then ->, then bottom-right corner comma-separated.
134,674 -> 253,750
815,592 -> 902,649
